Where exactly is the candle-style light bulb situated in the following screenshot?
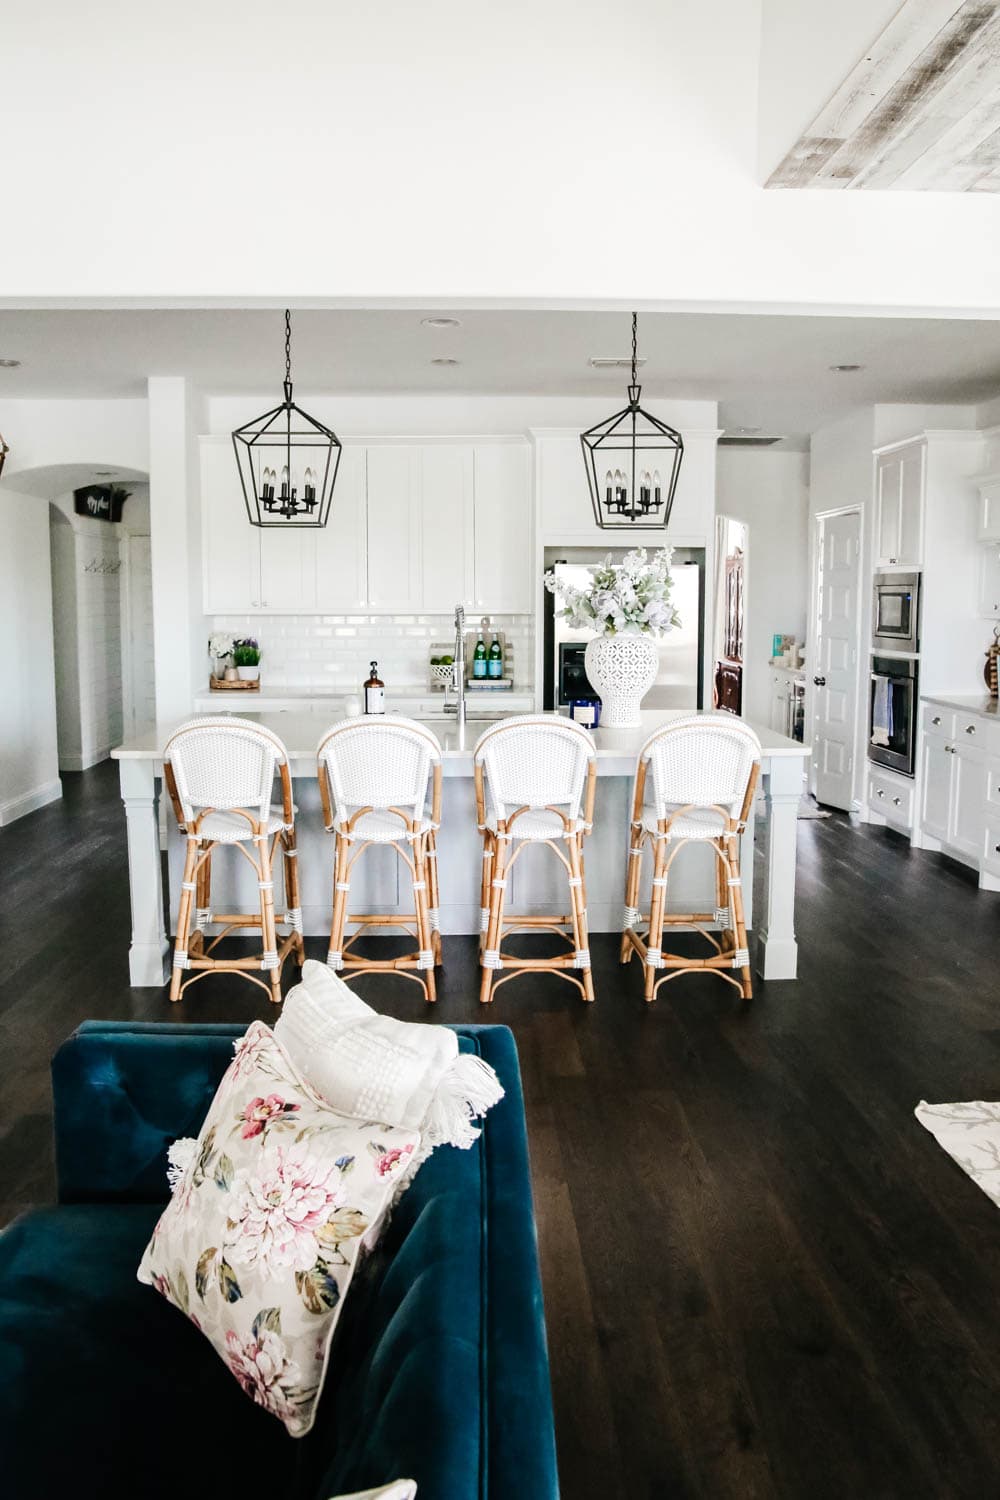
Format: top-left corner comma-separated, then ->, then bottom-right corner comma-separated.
605,470 -> 614,510
653,469 -> 662,509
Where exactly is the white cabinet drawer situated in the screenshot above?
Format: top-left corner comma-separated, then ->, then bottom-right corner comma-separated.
868,769 -> 913,828
921,704 -> 954,739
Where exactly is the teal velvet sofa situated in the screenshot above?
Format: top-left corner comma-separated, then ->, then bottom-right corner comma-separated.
0,1020 -> 558,1500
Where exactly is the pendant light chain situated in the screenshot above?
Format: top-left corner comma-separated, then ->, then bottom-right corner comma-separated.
631,311 -> 638,391
284,309 -> 293,399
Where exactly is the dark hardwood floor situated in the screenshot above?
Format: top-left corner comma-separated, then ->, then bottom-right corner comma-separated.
4,762 -> 1000,1497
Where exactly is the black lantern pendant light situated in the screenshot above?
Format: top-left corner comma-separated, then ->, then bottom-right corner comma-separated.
0,430 -> 7,482
580,312 -> 683,531
232,310 -> 341,528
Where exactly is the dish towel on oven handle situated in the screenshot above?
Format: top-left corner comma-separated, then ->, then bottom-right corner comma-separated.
871,673 -> 893,748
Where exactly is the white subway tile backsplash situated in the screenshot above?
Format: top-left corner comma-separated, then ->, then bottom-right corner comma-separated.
204,612 -> 535,692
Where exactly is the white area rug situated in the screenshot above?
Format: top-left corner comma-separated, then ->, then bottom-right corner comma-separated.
915,1101 -> 1000,1208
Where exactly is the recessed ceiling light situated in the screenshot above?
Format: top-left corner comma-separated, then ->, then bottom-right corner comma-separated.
431,357 -> 460,366
732,425 -> 761,434
0,358 -> 21,368
422,317 -> 461,329
829,363 -> 864,372
95,470 -> 116,477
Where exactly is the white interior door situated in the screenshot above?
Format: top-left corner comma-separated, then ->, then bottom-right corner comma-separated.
122,534 -> 156,736
812,509 -> 861,810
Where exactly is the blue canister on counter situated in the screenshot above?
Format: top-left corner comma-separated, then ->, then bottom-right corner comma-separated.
569,699 -> 601,728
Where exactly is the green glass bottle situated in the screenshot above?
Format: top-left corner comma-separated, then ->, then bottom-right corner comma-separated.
487,634 -> 503,679
473,635 -> 487,679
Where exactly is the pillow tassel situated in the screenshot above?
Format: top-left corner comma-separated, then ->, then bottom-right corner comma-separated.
166,1136 -> 197,1192
422,1054 -> 505,1151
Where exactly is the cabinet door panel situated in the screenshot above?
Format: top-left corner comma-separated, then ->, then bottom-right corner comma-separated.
420,446 -> 474,609
259,529 -> 317,611
365,447 -> 422,612
979,546 -> 1000,619
473,443 -> 532,612
201,439 -> 260,612
876,456 -> 902,566
897,446 -> 924,566
950,744 -> 987,859
920,736 -> 952,842
315,447 -> 367,610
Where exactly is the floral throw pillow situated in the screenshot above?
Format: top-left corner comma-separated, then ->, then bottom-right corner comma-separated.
137,1022 -> 420,1438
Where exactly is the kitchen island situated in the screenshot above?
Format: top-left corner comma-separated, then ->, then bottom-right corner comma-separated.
112,710 -> 809,987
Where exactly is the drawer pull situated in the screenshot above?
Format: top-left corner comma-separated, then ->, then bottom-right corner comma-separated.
932,715 -> 942,726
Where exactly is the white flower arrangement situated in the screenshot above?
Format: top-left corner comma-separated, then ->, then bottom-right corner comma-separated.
544,547 -> 681,638
209,632 -> 236,662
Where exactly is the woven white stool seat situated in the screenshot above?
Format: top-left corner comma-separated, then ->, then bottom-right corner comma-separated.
620,714 -> 761,1002
162,715 -> 304,1004
484,808 -> 577,841
337,810 -> 436,844
318,716 -> 442,1001
474,714 -> 597,1004
639,804 -> 727,841
197,806 -> 293,843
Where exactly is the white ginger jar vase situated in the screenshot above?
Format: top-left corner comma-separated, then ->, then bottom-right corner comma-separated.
584,635 -> 659,728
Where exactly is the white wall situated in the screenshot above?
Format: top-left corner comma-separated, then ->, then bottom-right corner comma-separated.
4,2 -> 1000,312
716,447 -> 809,725
0,487 -> 61,824
0,400 -> 148,480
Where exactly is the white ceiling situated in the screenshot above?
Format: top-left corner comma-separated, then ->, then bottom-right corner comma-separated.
2,308 -> 1000,443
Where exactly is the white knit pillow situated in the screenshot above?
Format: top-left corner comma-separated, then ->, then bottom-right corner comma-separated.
275,960 -> 503,1157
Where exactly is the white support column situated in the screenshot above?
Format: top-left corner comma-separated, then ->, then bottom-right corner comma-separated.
756,753 -> 802,981
119,756 -> 169,986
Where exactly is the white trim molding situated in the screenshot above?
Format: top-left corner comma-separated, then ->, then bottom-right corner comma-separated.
0,778 -> 62,827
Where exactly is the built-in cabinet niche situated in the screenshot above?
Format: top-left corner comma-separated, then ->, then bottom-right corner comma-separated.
200,438 -> 532,615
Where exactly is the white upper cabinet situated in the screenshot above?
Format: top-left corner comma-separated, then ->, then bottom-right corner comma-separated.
259,527 -> 317,611
201,437 -> 260,612
976,475 -> 1000,543
315,446 -> 367,611
875,442 -> 924,568
420,446 -> 475,609
201,437 -> 534,618
472,443 -> 532,612
979,545 -> 1000,619
365,446 -> 423,612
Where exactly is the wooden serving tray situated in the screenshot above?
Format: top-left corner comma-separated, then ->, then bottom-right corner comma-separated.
209,676 -> 260,692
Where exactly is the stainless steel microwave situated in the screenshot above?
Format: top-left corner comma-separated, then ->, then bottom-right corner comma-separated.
872,571 -> 920,654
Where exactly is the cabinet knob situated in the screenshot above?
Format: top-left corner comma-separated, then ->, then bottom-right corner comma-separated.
892,796 -> 901,806
945,745 -> 955,754
932,715 -> 941,726
889,557 -> 897,564
876,789 -> 885,799
965,724 -> 976,735
813,675 -> 826,686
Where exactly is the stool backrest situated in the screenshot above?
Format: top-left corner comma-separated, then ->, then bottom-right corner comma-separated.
474,714 -> 596,825
163,716 -> 289,827
317,716 -> 441,823
640,714 -> 761,819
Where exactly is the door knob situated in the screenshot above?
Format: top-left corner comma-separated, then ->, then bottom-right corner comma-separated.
813,675 -> 826,686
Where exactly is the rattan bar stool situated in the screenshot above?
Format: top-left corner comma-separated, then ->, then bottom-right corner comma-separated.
317,716 -> 442,1001
474,714 -> 597,1004
620,714 -> 761,1001
163,716 -> 304,1004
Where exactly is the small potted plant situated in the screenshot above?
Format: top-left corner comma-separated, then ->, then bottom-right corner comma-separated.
208,632 -> 236,683
233,637 -> 262,682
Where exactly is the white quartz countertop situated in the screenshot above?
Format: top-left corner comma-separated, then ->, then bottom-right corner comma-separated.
921,692 -> 1000,717
112,708 -> 808,776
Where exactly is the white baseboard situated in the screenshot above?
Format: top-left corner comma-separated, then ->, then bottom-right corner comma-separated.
0,778 -> 63,826
58,747 -> 111,773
